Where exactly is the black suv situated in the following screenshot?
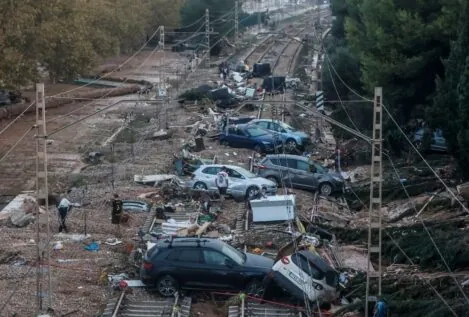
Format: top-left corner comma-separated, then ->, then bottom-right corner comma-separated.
140,237 -> 274,297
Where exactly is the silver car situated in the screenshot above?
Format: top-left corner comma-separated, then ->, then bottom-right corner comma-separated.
188,164 -> 277,198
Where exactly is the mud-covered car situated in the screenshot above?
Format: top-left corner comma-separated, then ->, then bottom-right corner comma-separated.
263,251 -> 339,304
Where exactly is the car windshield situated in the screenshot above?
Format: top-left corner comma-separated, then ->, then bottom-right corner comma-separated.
221,244 -> 246,265
246,127 -> 268,137
233,167 -> 257,178
313,163 -> 327,174
280,122 -> 296,132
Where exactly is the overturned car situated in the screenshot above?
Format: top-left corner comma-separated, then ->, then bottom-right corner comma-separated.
263,251 -> 340,305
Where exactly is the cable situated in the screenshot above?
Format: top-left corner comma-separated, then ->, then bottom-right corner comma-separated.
47,39 -> 163,125
49,26 -> 162,98
0,127 -> 34,163
323,55 -> 469,306
174,15 -> 205,29
0,102 -> 35,136
385,153 -> 469,307
324,57 -> 359,132
0,24 -> 163,138
324,54 -> 469,215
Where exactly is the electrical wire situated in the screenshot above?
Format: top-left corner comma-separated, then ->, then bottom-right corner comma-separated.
174,15 -> 205,30
323,55 -> 469,307
0,127 -> 34,163
324,54 -> 469,215
0,24 -> 164,138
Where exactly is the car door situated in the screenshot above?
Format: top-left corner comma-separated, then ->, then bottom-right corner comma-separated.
200,166 -> 221,190
293,160 -> 316,190
225,168 -> 247,196
200,249 -> 243,290
231,128 -> 251,148
277,158 -> 300,188
268,121 -> 286,142
165,248 -> 206,288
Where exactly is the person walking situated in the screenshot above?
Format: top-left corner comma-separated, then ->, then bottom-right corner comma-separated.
215,166 -> 229,204
373,298 -> 388,317
57,193 -> 75,233
111,193 -> 123,235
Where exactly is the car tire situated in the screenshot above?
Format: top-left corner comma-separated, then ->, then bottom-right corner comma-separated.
285,138 -> 298,149
254,144 -> 263,153
156,275 -> 179,297
245,279 -> 264,297
266,176 -> 280,187
319,182 -> 333,196
193,182 -> 207,190
221,140 -> 230,147
246,186 -> 259,199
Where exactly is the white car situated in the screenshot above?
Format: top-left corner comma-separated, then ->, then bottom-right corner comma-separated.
263,251 -> 339,304
188,164 -> 277,198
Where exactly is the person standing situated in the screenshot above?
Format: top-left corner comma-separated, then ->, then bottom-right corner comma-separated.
373,298 -> 388,317
111,193 -> 123,234
57,194 -> 74,233
215,166 -> 229,204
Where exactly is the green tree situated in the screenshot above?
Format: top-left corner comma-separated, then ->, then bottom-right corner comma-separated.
342,0 -> 458,152
429,0 -> 469,177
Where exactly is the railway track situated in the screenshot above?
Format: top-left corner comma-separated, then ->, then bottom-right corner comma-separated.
102,290 -> 192,317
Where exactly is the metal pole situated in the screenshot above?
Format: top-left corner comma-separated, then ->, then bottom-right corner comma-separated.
235,0 -> 239,48
35,83 -> 43,314
205,8 -> 210,68
365,87 -> 383,316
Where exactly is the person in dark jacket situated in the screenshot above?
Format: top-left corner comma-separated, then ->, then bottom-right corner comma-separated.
111,193 -> 123,234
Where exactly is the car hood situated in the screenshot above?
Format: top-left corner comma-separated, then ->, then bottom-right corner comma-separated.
289,130 -> 309,138
251,177 -> 276,187
327,172 -> 345,182
244,253 -> 274,270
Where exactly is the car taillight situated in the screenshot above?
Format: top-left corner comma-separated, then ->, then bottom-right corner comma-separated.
281,257 -> 290,264
255,164 -> 267,169
143,262 -> 153,271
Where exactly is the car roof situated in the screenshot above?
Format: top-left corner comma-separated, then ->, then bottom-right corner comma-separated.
155,237 -> 223,250
199,164 -> 247,171
265,154 -> 308,162
294,251 -> 335,273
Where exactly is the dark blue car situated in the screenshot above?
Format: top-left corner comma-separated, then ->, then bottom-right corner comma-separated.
219,124 -> 283,153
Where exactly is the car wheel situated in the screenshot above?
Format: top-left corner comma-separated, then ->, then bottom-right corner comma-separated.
266,176 -> 280,187
285,138 -> 298,149
245,279 -> 264,297
254,144 -> 263,153
221,140 -> 230,147
157,275 -> 179,297
246,186 -> 259,199
319,182 -> 333,196
193,182 -> 207,190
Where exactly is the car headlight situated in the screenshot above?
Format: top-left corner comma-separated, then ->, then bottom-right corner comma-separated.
262,141 -> 272,145
332,176 -> 343,182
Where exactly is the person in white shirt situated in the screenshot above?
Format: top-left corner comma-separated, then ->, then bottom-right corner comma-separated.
215,166 -> 229,203
57,193 -> 76,233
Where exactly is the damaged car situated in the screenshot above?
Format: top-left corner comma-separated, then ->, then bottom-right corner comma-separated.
263,251 -> 339,305
219,124 -> 283,153
188,164 -> 277,198
140,237 -> 274,296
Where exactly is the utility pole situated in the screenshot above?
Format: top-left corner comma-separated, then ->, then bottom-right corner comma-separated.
205,8 -> 210,68
235,0 -> 239,49
159,25 -> 167,127
365,87 -> 384,317
257,0 -> 262,31
35,83 -> 52,313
